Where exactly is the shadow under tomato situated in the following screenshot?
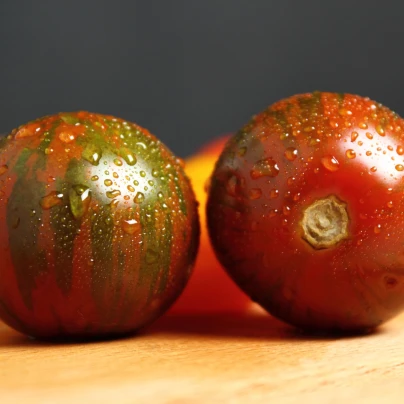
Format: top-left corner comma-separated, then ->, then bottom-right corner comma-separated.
145,311 -> 384,342
0,311 -> 384,348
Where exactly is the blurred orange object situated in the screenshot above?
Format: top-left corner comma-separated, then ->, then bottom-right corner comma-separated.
169,136 -> 251,313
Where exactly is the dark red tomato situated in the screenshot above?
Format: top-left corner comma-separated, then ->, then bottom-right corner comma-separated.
0,112 -> 199,339
207,92 -> 404,332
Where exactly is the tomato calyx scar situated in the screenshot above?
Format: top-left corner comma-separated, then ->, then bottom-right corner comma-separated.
301,195 -> 349,249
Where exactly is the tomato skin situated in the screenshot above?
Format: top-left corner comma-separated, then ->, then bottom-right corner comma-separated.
207,92 -> 404,332
0,112 -> 199,339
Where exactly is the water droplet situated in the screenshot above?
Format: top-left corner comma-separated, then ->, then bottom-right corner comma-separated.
152,169 -> 159,177
114,158 -> 123,166
270,189 -> 279,199
0,165 -> 8,176
358,141 -> 363,146
370,166 -> 377,172
376,125 -> 385,136
157,191 -> 164,199
388,145 -> 394,152
15,126 -> 36,138
374,224 -> 382,234
293,193 -> 301,201
321,155 -> 340,171
238,147 -> 247,156
387,201 -> 393,208
387,187 -> 393,194
140,171 -> 146,178
284,147 -> 298,161
287,177 -> 295,186
120,149 -> 137,166
145,249 -> 159,264
397,146 -> 404,155
91,175 -> 99,181
395,164 -> 404,172
59,131 -> 75,143
268,209 -> 278,218
133,180 -> 139,186
40,191 -> 64,209
104,179 -> 113,187
45,148 -> 53,155
110,199 -> 119,210
249,188 -> 262,200
113,172 -> 119,179
366,151 -> 372,156
122,218 -> 140,235
339,108 -> 352,116
127,185 -> 135,192
134,192 -> 145,203
82,145 -> 102,165
351,131 -> 359,142
250,158 -> 280,179
304,126 -> 315,132
226,175 -> 241,197
106,190 -> 121,199
69,185 -> 91,219
358,122 -> 368,129
283,205 -> 291,216
365,132 -> 373,140
346,149 -> 356,159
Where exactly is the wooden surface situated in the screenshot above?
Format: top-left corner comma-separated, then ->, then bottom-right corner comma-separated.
1,309 -> 404,404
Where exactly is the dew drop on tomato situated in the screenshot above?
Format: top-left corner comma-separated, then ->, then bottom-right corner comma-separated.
40,191 -> 63,210
351,131 -> 359,142
284,147 -> 298,161
321,155 -> 340,171
346,149 -> 356,159
0,165 -> 8,175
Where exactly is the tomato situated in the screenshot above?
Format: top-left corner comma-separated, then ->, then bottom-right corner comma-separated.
0,112 -> 199,339
207,92 -> 404,332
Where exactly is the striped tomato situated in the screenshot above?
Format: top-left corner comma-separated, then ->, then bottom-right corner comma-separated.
0,112 -> 199,338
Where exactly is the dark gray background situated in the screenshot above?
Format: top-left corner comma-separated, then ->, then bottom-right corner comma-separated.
1,0 -> 404,156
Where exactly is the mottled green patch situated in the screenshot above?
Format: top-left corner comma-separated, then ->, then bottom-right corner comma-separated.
337,93 -> 345,106
158,213 -> 173,294
267,109 -> 289,134
6,137 -> 52,309
60,114 -> 80,125
7,170 -> 47,309
89,203 -> 115,308
50,160 -> 83,295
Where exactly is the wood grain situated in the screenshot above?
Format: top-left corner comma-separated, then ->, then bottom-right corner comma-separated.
1,309 -> 404,403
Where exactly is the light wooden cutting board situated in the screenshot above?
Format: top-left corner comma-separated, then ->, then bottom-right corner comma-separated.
1,309 -> 404,403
